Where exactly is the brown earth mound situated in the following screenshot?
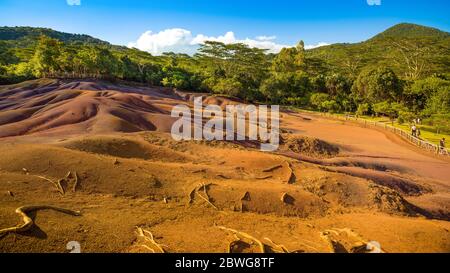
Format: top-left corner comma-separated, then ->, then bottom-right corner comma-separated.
0,79 -> 181,138
281,135 -> 339,158
59,136 -> 189,162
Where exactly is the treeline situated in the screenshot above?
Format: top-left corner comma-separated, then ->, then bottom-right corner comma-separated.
0,35 -> 449,132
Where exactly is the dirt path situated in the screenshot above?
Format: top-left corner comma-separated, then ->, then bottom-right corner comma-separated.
282,112 -> 450,183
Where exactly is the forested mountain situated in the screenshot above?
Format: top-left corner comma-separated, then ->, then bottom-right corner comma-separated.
307,23 -> 450,79
0,23 -> 449,132
0,26 -> 111,46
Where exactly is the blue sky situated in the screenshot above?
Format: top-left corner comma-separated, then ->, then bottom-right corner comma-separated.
0,0 -> 449,55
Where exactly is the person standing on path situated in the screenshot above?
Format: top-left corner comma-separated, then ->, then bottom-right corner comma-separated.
411,124 -> 417,137
439,138 -> 446,154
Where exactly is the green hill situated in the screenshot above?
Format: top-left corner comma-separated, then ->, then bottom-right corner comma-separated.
307,23 -> 450,79
371,23 -> 449,40
0,26 -> 130,64
0,26 -> 110,47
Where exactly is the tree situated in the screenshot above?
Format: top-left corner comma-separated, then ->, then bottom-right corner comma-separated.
423,84 -> 450,115
0,41 -> 19,65
196,41 -> 269,100
405,75 -> 450,113
271,41 -> 305,73
352,68 -> 402,103
310,93 -> 330,111
91,47 -> 119,78
119,55 -> 140,82
31,35 -> 62,78
212,78 -> 243,97
356,103 -> 370,116
425,114 -> 450,134
321,100 -> 340,113
260,72 -> 310,104
325,73 -> 351,98
390,39 -> 429,80
373,101 -> 395,118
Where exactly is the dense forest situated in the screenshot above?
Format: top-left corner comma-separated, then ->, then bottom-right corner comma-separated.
0,24 -> 449,132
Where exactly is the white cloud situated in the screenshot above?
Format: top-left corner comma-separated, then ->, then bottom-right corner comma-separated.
191,31 -> 237,45
67,0 -> 81,6
304,42 -> 330,49
128,29 -> 195,56
256,35 -> 277,41
128,28 -> 293,56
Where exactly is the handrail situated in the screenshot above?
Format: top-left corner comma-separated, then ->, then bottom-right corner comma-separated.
318,112 -> 450,157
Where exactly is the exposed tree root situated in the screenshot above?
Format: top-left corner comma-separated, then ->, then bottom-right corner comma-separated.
255,175 -> 273,180
187,183 -> 219,210
36,171 -> 80,195
217,174 -> 230,179
57,179 -> 66,195
263,164 -> 283,172
0,205 -> 81,237
293,239 -> 321,253
217,225 -> 265,253
135,227 -> 166,253
196,191 -> 219,210
319,228 -> 385,253
261,162 -> 295,183
72,172 -> 79,192
263,237 -> 289,253
37,175 -> 65,195
285,161 -> 296,184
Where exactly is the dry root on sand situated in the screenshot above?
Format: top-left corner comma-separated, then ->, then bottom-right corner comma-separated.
217,225 -> 265,253
134,227 -> 166,253
285,161 -> 296,184
255,175 -> 273,180
72,172 -> 79,192
0,206 -> 81,237
263,237 -> 304,253
217,226 -> 303,253
261,161 -> 296,184
37,175 -> 65,195
187,183 -> 219,210
217,174 -> 231,179
262,164 -> 283,173
319,228 -> 385,253
36,171 -> 80,195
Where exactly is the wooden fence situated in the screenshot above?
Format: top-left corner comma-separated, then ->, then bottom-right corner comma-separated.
319,113 -> 449,157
